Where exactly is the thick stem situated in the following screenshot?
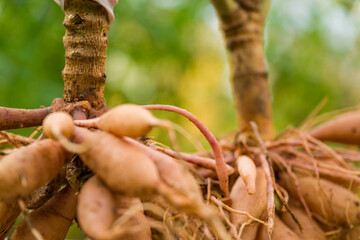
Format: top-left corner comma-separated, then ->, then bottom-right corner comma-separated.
62,0 -> 109,109
212,0 -> 274,140
0,107 -> 50,130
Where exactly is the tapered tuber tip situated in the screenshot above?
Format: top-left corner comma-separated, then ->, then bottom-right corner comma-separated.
43,112 -> 74,139
237,155 -> 257,195
97,104 -> 159,138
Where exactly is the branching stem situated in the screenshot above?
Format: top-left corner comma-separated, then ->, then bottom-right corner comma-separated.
0,107 -> 50,131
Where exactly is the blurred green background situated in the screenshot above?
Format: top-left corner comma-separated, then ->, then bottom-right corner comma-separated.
1,0 -> 359,137
1,0 -> 360,239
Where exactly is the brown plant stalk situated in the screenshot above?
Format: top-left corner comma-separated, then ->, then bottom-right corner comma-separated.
211,0 -> 274,140
62,0 -> 109,109
0,107 -> 49,131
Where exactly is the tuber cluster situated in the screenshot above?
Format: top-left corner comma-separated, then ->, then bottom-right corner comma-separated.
1,0 -> 359,239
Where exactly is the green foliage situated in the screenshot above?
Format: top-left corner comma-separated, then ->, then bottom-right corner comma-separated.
266,0 -> 360,129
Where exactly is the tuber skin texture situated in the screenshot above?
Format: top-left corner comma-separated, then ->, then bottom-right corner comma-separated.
78,176 -> 151,240
0,139 -> 68,199
309,111 -> 360,144
78,176 -> 117,240
24,169 -> 67,210
0,200 -> 21,237
124,137 -> 203,206
279,173 -> 360,227
230,168 -> 267,227
257,216 -> 301,240
124,137 -> 232,240
114,196 -> 152,240
72,127 -> 161,197
43,112 -> 74,140
343,226 -> 360,239
11,185 -> 77,240
240,223 -> 259,240
280,203 -> 326,240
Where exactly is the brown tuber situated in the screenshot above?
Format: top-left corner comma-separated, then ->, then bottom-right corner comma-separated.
0,200 -> 20,237
257,216 -> 301,240
72,127 -> 161,197
43,112 -> 74,140
42,112 -> 85,153
124,137 -> 231,240
74,104 -> 161,138
309,111 -> 360,144
77,176 -> 151,240
0,139 -> 67,199
237,155 -> 257,195
280,203 -> 326,240
230,168 -> 267,227
72,127 -> 230,239
11,185 -> 77,240
279,173 -> 360,227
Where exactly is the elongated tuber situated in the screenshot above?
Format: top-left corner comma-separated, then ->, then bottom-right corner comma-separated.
280,203 -> 326,240
0,139 -> 67,199
279,173 -> 360,226
0,200 -> 20,237
309,111 -> 360,144
230,168 -> 267,227
72,128 -> 230,239
123,138 -> 231,240
72,127 -> 160,197
74,104 -> 161,138
124,137 -> 203,205
77,176 -> 151,240
11,185 -> 77,240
